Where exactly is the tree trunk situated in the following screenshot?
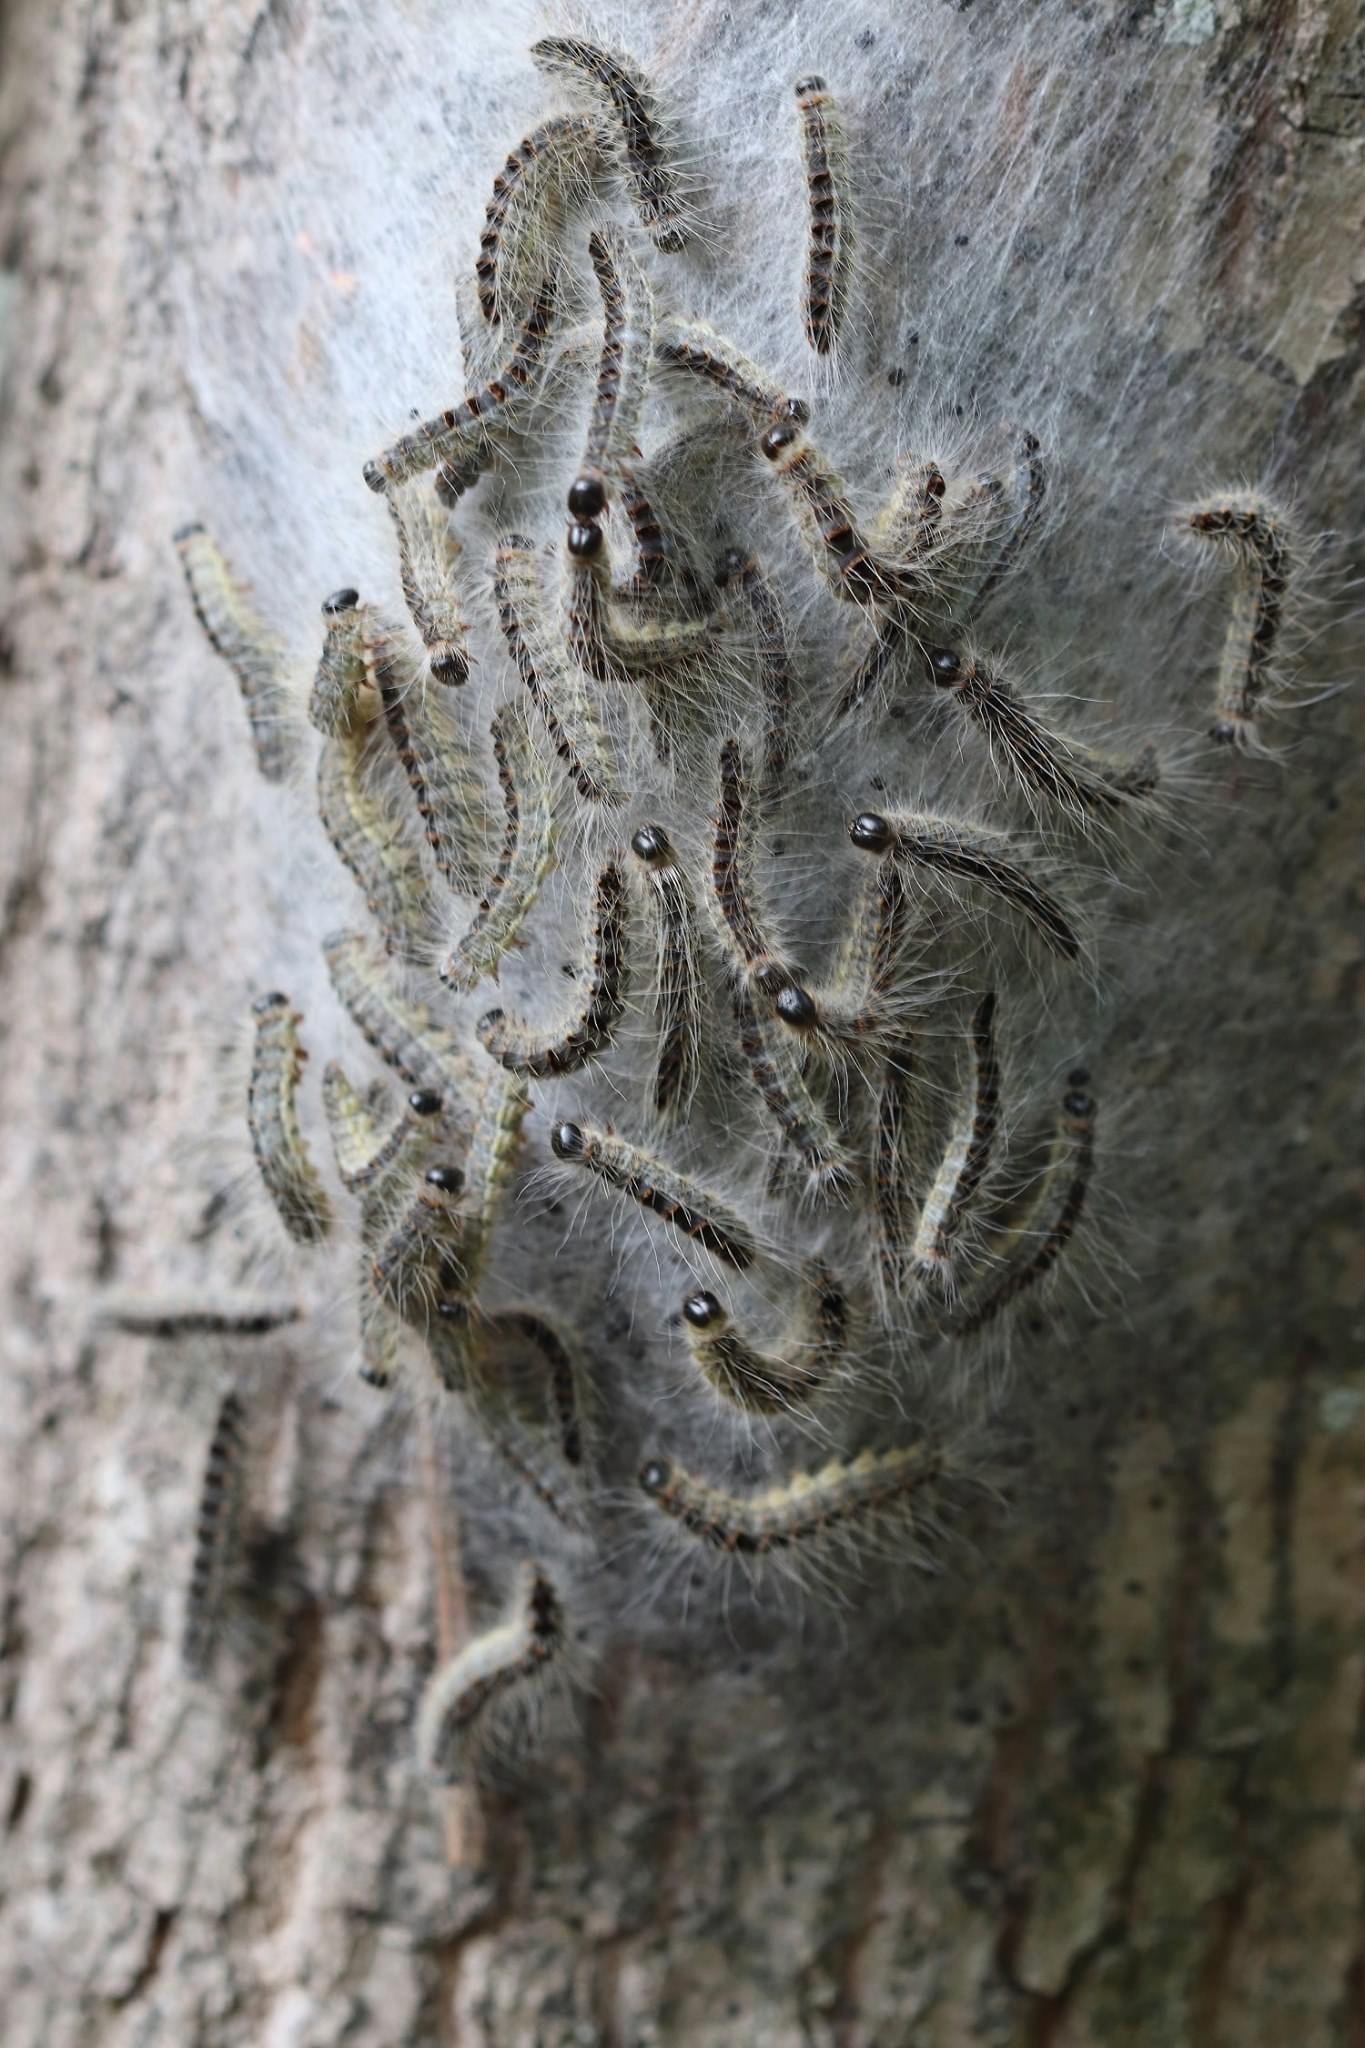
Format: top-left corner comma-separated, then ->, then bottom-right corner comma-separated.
1,2 -> 1362,2043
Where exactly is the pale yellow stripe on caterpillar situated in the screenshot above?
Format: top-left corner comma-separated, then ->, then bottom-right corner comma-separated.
848,811 -> 1081,963
1186,492 -> 1295,750
247,993 -> 333,1245
566,223 -> 656,521
730,980 -> 855,1199
97,1296 -> 302,1339
476,113 -> 604,328
477,862 -> 629,1079
638,1439 -> 942,1557
910,991 -> 1000,1286
174,523 -> 295,781
548,1117 -> 759,1272
322,1062 -> 447,1194
925,647 -> 1160,822
629,824 -> 705,1121
315,726 -> 434,959
386,485 -> 470,686
794,76 -> 854,357
440,703 -> 557,994
442,1067 -> 532,1315
416,1561 -> 563,1783
493,534 -> 620,804
362,277 -> 557,493
324,928 -> 479,1100
530,36 -> 690,252
712,551 -> 796,796
308,588 -> 373,737
679,1262 -> 849,1416
363,619 -> 489,903
953,1072 -> 1096,1338
182,1390 -> 247,1675
654,314 -> 808,428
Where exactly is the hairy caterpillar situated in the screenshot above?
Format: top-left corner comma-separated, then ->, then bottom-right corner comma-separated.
711,738 -> 806,997
530,36 -> 689,252
174,524 -> 294,781
442,1069 -> 532,1313
308,588 -> 371,738
655,315 -> 807,428
873,1044 -> 920,1303
548,1117 -> 759,1273
567,223 -> 656,519
629,823 -> 706,1120
324,929 -> 478,1100
1186,493 -> 1295,750
955,1073 -> 1096,1337
849,812 -> 1081,963
794,75 -> 853,357
476,114 -> 604,329
713,551 -> 796,795
679,1263 -> 848,1415
492,534 -> 620,803
316,727 -> 433,959
370,1163 -> 468,1330
911,992 -> 1000,1286
322,1063 -> 445,1193
386,486 -> 470,687
441,703 -> 557,993
477,862 -> 629,1078
365,620 -> 488,901
638,1440 -> 942,1557
99,1298 -> 302,1339
974,430 -> 1046,610
247,993 -> 334,1245
758,418 -> 933,611
729,981 -> 854,1199
485,1309 -> 586,1468
182,1391 -> 247,1674
416,1561 -> 563,1783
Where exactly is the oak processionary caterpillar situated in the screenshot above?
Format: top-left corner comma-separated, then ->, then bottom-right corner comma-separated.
630,824 -> 705,1119
182,1391 -> 247,1675
679,1264 -> 848,1415
794,76 -> 853,357
477,862 -> 629,1079
416,1562 -> 564,1782
530,36 -> 690,253
174,524 -> 295,781
549,1117 -> 759,1272
247,993 -> 334,1245
639,1441 -> 943,1558
1186,492 -> 1296,751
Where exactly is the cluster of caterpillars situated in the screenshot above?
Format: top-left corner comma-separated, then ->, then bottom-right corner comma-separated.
167,32 -> 1303,1783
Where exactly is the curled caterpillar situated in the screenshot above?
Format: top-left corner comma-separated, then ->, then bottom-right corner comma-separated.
530,36 -> 689,252
477,114 -> 603,329
477,863 -> 629,1078
679,1263 -> 848,1414
247,993 -> 333,1245
416,1561 -> 563,1783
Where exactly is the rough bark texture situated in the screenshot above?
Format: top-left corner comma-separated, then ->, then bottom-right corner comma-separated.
1,3 -> 1363,2044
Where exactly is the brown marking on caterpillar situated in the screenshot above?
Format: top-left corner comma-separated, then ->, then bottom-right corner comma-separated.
247,993 -> 333,1245
477,114 -> 604,328
308,587 -> 374,737
364,621 -> 488,901
416,1562 -> 563,1782
730,980 -> 854,1198
849,811 -> 1080,962
654,314 -> 808,426
1187,493 -> 1295,749
324,928 -> 478,1099
493,534 -> 620,803
833,617 -> 907,722
955,1073 -> 1095,1336
639,1440 -> 942,1556
549,1117 -> 757,1272
567,223 -> 655,519
387,487 -> 470,685
679,1263 -> 847,1414
629,823 -> 705,1119
912,991 -> 1001,1281
182,1391 -> 247,1675
477,863 -> 629,1078
530,36 -> 689,252
99,1298 -> 302,1339
174,524 -> 294,781
795,75 -> 854,356
711,738 -> 804,995
315,727 -> 433,959
440,703 -> 557,993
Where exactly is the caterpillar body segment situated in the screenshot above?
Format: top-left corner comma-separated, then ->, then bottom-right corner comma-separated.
569,223 -> 656,520
309,588 -> 373,737
654,315 -> 808,429
174,524 -> 294,781
680,1263 -> 848,1415
911,992 -> 1001,1286
370,1164 -> 469,1326
387,487 -> 470,685
493,534 -> 620,803
926,648 -> 1160,821
868,458 -> 947,562
477,862 -> 629,1078
629,823 -> 706,1120
357,1278 -> 402,1390
1186,493 -> 1296,750
849,812 -> 1081,963
730,981 -> 855,1200
182,1391 -> 247,1674
485,1309 -> 587,1468
324,928 -> 479,1100
484,1419 -> 586,1529
441,703 -> 557,993
323,1062 -> 447,1195
639,1440 -> 943,1559
99,1297 -> 302,1340
247,994 -> 333,1245
758,419 -> 940,612
873,1042 -> 920,1304
477,113 -> 604,329
362,278 -> 558,493
446,1068 -> 533,1313
710,738 -> 806,998
416,1562 -> 564,1783
795,76 -> 854,357
364,621 -> 488,901
955,1075 -> 1096,1337
315,728 -> 433,959
549,1118 -> 759,1273
530,36 -> 690,252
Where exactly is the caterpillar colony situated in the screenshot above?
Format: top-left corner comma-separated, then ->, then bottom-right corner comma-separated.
157,24 -> 1321,1799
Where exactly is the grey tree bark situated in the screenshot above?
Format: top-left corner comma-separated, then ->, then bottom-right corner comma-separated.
1,2 -> 1362,2044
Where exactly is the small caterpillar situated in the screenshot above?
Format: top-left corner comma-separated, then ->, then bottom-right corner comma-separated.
794,75 -> 853,356
441,703 -> 557,993
630,824 -> 706,1120
974,430 -> 1046,609
416,1561 -> 563,1783
308,588 -> 371,737
679,1264 -> 847,1415
911,992 -> 1000,1284
730,980 -> 854,1198
714,551 -> 795,794
477,862 -> 629,1078
711,738 -> 806,997
758,419 -> 936,611
868,458 -> 947,562
654,314 -> 808,427
493,534 -> 620,803
322,1062 -> 444,1193
476,114 -> 603,329
387,486 -> 470,686
315,728 -> 433,959
849,811 -> 1081,962
549,1118 -> 758,1272
485,1309 -> 585,1468
324,928 -> 478,1100
370,1163 -> 469,1326
530,36 -> 689,252
560,516 -> 616,684
873,1043 -> 920,1302
955,1073 -> 1096,1337
1187,493 -> 1294,749
833,618 -> 908,723
567,223 -> 656,520
174,524 -> 294,781
99,1297 -> 302,1339
638,1440 -> 942,1558
357,1282 -> 402,1392
247,993 -> 333,1245
365,622 -> 488,901
182,1391 -> 247,1675
925,648 -> 1159,820
441,1068 -> 532,1313
362,278 -> 557,493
